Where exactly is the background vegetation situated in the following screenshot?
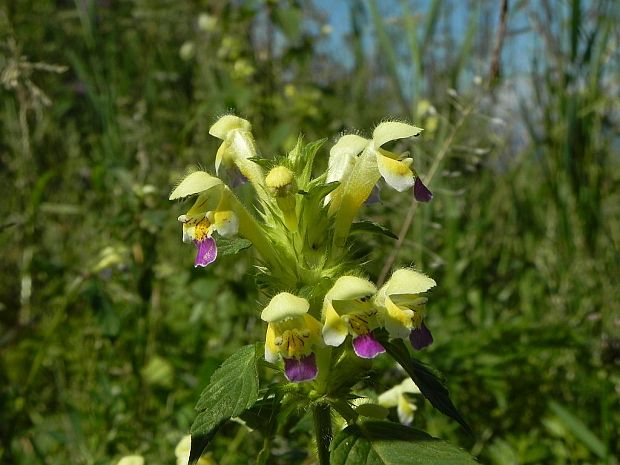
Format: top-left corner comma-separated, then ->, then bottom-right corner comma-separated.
1,0 -> 618,464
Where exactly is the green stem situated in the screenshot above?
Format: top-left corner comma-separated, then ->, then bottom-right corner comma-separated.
313,347 -> 333,395
228,189 -> 280,266
313,403 -> 333,465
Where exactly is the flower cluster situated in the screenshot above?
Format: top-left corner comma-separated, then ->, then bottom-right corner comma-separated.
170,115 -> 435,384
261,269 -> 435,382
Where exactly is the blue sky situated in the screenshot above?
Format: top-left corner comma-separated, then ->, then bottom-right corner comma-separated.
312,0 -> 534,76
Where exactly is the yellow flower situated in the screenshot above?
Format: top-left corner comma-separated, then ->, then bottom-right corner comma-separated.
321,276 -> 386,358
327,122 -> 428,195
378,378 -> 421,425
262,293 -> 323,382
375,268 -> 436,350
170,172 -> 239,267
209,116 -> 264,191
328,122 -> 432,249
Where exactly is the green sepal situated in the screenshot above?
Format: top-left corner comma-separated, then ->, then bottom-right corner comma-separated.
376,333 -> 472,434
349,220 -> 398,240
189,344 -> 261,463
330,421 -> 478,465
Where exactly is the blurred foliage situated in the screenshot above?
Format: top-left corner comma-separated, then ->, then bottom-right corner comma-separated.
0,0 -> 618,464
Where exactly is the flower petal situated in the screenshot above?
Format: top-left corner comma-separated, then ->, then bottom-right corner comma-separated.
409,322 -> 433,350
261,292 -> 310,322
330,134 -> 368,159
325,276 -> 377,302
181,223 -> 194,243
352,333 -> 385,359
322,305 -> 348,347
326,152 -> 357,186
211,210 -> 239,237
194,237 -> 217,267
215,139 -> 232,174
169,171 -> 222,200
283,353 -> 317,382
384,268 -> 436,295
384,296 -> 414,339
376,150 -> 415,192
397,395 -> 416,425
372,121 -> 423,148
209,115 -> 251,140
414,177 -> 433,202
264,324 -> 279,363
230,130 -> 256,161
377,385 -> 401,408
400,377 -> 421,394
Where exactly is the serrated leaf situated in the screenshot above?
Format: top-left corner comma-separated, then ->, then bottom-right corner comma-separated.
214,236 -> 253,256
350,220 -> 398,239
379,336 -> 472,434
189,345 -> 259,463
331,421 -> 478,465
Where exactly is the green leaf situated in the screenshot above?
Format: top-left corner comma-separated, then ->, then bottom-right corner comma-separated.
350,220 -> 398,239
331,421 -> 478,465
299,138 -> 327,185
248,156 -> 274,169
379,336 -> 472,434
549,401 -> 607,458
214,236 -> 253,256
300,181 -> 340,202
189,345 -> 260,463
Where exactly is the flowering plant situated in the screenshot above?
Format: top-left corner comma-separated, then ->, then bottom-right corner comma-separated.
170,116 -> 474,464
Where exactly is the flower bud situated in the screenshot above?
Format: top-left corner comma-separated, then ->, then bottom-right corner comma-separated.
265,166 -> 296,197
265,166 -> 298,231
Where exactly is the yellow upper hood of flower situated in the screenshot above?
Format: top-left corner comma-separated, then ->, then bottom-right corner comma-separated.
322,276 -> 378,347
324,276 -> 377,303
169,171 -> 223,200
327,121 -> 423,194
261,292 -> 310,322
376,268 -> 435,339
261,293 -> 322,362
209,115 -> 257,175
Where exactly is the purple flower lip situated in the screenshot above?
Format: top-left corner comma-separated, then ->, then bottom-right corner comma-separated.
414,178 -> 433,202
284,353 -> 318,382
409,322 -> 433,350
352,333 -> 386,359
194,237 -> 218,267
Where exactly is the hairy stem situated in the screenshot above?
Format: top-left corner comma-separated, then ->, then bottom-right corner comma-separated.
313,403 -> 333,465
